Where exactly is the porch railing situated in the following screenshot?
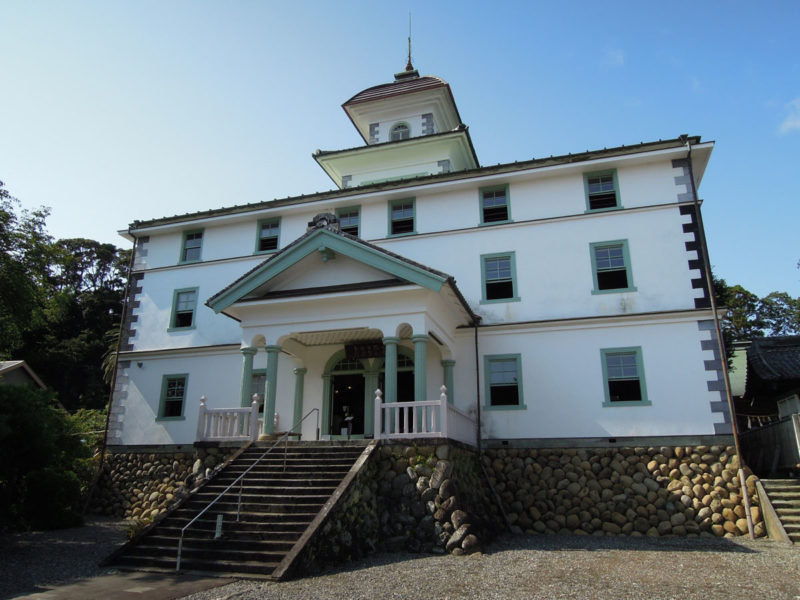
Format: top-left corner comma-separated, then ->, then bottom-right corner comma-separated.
196,395 -> 260,442
373,385 -> 477,447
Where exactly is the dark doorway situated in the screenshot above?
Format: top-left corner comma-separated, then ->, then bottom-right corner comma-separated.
330,373 -> 365,436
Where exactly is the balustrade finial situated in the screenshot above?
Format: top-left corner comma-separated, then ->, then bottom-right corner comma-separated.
375,388 -> 383,401
200,395 -> 207,406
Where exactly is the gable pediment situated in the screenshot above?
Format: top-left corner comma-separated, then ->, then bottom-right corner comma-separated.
207,227 -> 448,314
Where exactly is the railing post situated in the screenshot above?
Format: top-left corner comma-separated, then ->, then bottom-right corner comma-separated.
440,385 -> 448,439
249,395 -> 259,441
196,396 -> 208,441
374,389 -> 383,440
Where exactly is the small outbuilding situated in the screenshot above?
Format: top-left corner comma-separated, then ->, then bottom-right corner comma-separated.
0,360 -> 47,390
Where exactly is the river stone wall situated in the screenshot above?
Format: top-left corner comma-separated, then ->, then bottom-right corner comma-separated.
482,445 -> 765,538
290,441 -> 502,576
89,446 -> 238,520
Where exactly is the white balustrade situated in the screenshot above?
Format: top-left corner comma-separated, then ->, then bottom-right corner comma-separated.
373,385 -> 477,447
196,395 -> 260,442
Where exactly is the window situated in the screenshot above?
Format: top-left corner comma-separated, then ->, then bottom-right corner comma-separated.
180,230 -> 203,263
389,198 -> 415,236
484,354 -> 524,408
391,123 -> 410,141
480,185 -> 511,224
584,170 -> 620,211
590,240 -> 636,293
601,347 -> 649,405
336,207 -> 360,236
159,374 -> 188,420
256,218 -> 280,252
481,252 -> 519,303
170,288 -> 198,330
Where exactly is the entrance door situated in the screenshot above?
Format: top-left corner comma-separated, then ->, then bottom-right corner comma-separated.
330,373 -> 365,436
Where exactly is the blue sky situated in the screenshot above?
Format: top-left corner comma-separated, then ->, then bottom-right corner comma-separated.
1,1 -> 798,297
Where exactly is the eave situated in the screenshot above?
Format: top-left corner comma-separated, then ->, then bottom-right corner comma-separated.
313,128 -> 480,189
126,136 -> 712,234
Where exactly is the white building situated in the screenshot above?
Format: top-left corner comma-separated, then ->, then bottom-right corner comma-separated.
109,63 -> 730,449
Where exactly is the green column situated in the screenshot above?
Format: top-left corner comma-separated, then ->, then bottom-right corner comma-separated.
412,334 -> 429,402
441,359 -> 455,405
383,337 -> 399,404
364,365 -> 379,437
383,336 -> 399,434
321,374 -> 332,436
240,347 -> 257,407
292,367 -> 307,434
261,345 -> 281,437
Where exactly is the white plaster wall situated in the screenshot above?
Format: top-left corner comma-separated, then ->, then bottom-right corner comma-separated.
378,205 -> 698,323
132,260 -> 262,351
118,350 -> 241,445
119,349 -> 303,445
118,316 -> 718,444
133,156 -> 690,274
452,318 -> 720,440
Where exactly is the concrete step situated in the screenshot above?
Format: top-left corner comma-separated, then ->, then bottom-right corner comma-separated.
120,553 -> 280,576
111,441 -> 369,577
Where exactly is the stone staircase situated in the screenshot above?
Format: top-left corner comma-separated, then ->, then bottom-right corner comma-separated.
107,441 -> 370,578
761,479 -> 800,543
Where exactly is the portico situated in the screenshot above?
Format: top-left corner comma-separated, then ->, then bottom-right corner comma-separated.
205,215 -> 478,441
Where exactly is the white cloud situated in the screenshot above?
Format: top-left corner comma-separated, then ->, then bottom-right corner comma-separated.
778,97 -> 800,134
604,49 -> 625,68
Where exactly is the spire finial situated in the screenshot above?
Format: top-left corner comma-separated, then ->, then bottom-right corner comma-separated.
405,12 -> 414,71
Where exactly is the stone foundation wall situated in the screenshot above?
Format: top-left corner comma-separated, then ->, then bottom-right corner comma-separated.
482,445 -> 765,538
373,442 -> 501,555
89,446 -> 239,520
291,441 -> 502,576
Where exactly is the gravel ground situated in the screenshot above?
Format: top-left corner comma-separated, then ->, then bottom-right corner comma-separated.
180,535 -> 800,600
0,516 -> 128,600
1,519 -> 798,600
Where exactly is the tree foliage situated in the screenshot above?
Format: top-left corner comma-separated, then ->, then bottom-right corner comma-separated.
715,276 -> 800,353
0,385 -> 98,531
0,180 -> 130,409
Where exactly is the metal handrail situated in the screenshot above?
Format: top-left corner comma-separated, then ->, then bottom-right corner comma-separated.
176,407 -> 320,571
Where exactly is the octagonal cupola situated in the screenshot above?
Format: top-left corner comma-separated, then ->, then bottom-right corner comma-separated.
314,61 -> 479,189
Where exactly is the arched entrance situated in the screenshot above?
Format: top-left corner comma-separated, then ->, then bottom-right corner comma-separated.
330,357 -> 366,436
322,348 -> 414,438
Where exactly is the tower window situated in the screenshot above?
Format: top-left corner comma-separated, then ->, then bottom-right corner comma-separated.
391,123 -> 410,141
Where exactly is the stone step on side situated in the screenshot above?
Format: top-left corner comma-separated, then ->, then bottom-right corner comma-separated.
182,492 -> 334,505
192,486 -> 339,499
109,440 -> 369,577
203,477 -> 343,488
220,465 -> 354,476
231,452 -> 359,464
170,500 -> 329,515
150,512 -> 318,531
168,503 -> 325,517
154,525 -> 310,541
119,553 -> 280,576
129,538 -> 296,558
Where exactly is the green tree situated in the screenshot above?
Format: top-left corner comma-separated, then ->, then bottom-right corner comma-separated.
0,385 -> 87,531
0,181 -> 130,409
0,181 -> 54,360
714,276 -> 800,365
759,291 -> 800,336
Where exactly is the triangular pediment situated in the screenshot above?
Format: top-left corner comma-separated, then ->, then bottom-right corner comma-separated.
207,227 -> 449,314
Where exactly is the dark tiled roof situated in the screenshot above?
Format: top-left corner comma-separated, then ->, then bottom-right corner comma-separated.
343,75 -> 448,106
747,336 -> 800,381
128,135 -> 704,230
